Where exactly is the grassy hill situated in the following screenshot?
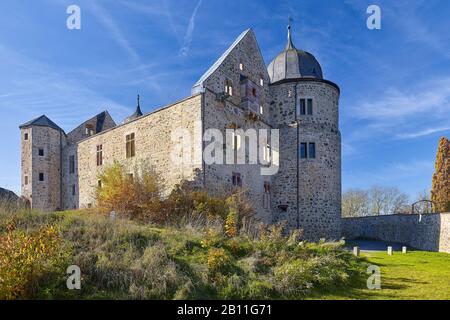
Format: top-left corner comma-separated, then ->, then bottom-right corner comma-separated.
2,205 -> 449,300
0,208 -> 365,300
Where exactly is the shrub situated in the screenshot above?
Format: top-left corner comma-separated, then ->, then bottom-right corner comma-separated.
96,161 -> 162,222
207,248 -> 232,276
0,219 -> 67,299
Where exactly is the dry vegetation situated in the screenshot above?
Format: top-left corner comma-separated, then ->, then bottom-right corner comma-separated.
0,163 -> 365,300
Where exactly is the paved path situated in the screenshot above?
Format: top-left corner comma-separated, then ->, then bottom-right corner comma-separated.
345,239 -> 407,252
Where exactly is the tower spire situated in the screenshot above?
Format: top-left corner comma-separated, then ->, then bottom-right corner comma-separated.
286,16 -> 296,50
135,94 -> 143,116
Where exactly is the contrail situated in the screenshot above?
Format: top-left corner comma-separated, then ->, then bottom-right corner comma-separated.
179,0 -> 203,57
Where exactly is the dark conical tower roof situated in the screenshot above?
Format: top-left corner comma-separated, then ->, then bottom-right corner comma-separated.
124,95 -> 143,123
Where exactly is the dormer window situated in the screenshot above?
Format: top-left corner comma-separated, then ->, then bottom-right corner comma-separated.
85,124 -> 95,136
225,78 -> 233,96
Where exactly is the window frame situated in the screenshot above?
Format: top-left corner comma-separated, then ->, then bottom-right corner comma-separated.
232,172 -> 242,187
307,98 -> 313,115
308,142 -> 316,159
126,133 -> 136,158
96,144 -> 103,166
225,78 -> 234,96
69,155 -> 75,174
298,98 -> 314,116
263,181 -> 271,209
300,143 -> 308,159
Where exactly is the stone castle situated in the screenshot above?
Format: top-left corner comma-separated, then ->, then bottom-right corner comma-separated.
20,25 -> 342,241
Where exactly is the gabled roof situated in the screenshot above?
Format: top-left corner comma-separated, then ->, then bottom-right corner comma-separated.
19,115 -> 64,132
67,110 -> 116,136
192,28 -> 252,93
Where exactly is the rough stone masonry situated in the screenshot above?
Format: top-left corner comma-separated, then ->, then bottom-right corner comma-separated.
19,24 -> 342,241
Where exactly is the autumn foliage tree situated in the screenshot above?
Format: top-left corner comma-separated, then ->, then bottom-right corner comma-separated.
96,161 -> 161,221
431,137 -> 450,212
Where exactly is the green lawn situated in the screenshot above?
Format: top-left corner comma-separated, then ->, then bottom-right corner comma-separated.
315,250 -> 450,300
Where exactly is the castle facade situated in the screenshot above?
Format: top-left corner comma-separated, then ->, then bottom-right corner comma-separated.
20,26 -> 342,240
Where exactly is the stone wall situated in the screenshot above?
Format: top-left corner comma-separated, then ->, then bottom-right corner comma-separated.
61,143 -> 78,210
76,94 -> 203,208
269,80 -> 341,240
342,213 -> 450,253
21,126 -> 64,211
199,29 -> 274,223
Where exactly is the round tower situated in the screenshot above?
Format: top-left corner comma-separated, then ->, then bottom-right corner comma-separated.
268,23 -> 341,241
19,115 -> 65,211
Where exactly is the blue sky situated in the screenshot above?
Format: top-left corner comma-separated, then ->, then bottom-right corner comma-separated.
0,0 -> 449,201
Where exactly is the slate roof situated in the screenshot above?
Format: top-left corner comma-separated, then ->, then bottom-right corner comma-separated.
19,115 -> 64,132
124,96 -> 143,123
267,25 -> 323,83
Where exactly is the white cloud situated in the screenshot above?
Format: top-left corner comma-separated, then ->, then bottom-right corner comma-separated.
348,76 -> 450,143
356,77 -> 450,120
397,126 -> 450,139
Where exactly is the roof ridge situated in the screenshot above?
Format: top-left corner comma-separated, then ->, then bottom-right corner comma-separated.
192,28 -> 252,92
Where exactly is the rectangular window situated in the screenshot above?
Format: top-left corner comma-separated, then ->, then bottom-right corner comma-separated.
299,99 -> 306,115
309,143 -> 316,159
259,105 -> 264,115
24,133 -> 29,140
72,184 -> 76,196
232,172 -> 242,187
39,172 -> 44,182
126,133 -> 135,158
225,78 -> 233,96
307,98 -> 313,115
24,176 -> 28,185
239,62 -> 244,71
38,148 -> 44,156
231,132 -> 241,150
69,155 -> 75,174
97,180 -> 102,188
263,144 -> 271,163
96,144 -> 103,166
260,77 -> 264,86
300,143 -> 308,159
263,181 -> 271,209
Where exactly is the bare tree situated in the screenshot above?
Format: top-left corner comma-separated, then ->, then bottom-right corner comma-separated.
369,185 -> 384,215
342,189 -> 369,217
413,190 -> 433,214
367,185 -> 410,215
